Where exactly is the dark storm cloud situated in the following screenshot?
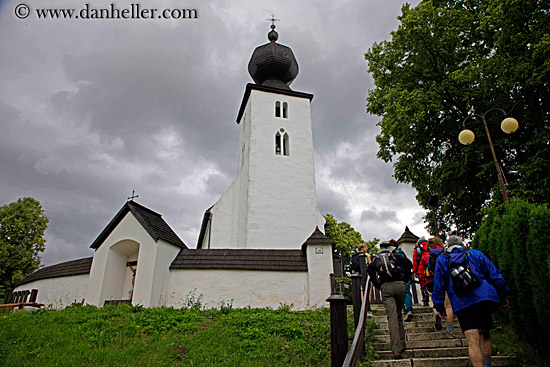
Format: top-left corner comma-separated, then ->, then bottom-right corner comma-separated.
360,208 -> 399,224
1,0 -> 426,266
316,184 -> 351,220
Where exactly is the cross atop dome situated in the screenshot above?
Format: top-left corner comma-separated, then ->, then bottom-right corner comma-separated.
266,14 -> 280,42
266,14 -> 280,27
247,17 -> 299,90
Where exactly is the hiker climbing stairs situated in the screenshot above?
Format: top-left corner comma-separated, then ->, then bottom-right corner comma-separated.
367,304 -> 516,367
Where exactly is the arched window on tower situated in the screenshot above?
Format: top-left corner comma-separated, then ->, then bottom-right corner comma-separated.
275,101 -> 288,118
275,129 -> 290,156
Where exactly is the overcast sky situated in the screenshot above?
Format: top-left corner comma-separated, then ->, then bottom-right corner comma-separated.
0,0 -> 428,266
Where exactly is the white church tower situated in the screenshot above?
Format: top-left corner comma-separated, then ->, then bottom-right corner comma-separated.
198,23 -> 325,250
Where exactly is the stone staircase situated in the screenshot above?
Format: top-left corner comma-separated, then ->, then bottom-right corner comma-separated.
367,304 -> 516,367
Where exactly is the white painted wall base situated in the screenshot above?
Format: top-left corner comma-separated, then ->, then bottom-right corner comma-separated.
14,274 -> 89,309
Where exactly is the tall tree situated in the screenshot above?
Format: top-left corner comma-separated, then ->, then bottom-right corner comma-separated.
0,197 -> 49,296
323,214 -> 375,257
365,0 -> 550,236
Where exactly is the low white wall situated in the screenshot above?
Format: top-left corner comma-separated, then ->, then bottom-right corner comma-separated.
164,269 -> 313,310
14,274 -> 89,309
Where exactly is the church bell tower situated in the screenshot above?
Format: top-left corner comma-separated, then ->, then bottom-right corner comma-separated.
198,23 -> 325,250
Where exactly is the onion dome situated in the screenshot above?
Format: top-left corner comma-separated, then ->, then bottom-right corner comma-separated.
248,24 -> 299,90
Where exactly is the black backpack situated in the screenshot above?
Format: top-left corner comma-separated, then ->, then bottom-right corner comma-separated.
425,247 -> 444,278
373,251 -> 402,281
351,252 -> 364,272
448,250 -> 482,293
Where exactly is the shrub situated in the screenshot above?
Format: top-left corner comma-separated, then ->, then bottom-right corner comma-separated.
473,199 -> 550,356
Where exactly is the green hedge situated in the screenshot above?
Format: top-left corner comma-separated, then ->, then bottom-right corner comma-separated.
472,199 -> 550,355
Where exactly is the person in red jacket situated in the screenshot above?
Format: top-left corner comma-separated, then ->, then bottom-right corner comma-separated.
421,236 -> 450,331
412,237 -> 429,306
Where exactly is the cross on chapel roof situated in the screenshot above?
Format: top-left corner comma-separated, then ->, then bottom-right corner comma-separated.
127,190 -> 139,201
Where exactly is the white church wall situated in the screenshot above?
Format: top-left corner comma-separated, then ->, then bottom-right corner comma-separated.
101,245 -> 131,302
86,213 -> 160,307
240,89 -> 325,250
131,237 -> 157,307
164,269 -> 312,310
208,180 -> 240,249
304,242 -> 333,308
401,243 -> 415,264
85,243 -> 109,306
14,274 -> 89,309
148,239 -> 181,307
236,104 -> 251,249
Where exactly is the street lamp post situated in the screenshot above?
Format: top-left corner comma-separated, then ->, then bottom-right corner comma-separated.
458,108 -> 519,204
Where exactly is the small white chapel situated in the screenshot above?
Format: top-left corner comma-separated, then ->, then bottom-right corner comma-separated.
14,23 -> 335,310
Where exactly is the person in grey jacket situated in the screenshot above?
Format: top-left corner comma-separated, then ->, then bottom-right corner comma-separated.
367,241 -> 412,360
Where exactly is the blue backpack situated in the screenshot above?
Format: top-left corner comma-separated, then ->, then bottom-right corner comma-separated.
448,249 -> 482,293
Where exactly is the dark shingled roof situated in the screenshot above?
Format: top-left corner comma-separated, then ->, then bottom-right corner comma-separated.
18,257 -> 93,286
397,226 -> 419,244
236,83 -> 314,124
170,249 -> 308,271
302,227 -> 334,247
248,40 -> 299,89
90,201 -> 187,250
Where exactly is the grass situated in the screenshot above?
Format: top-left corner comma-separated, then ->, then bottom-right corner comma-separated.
0,303 -> 338,367
3,301 -> 539,366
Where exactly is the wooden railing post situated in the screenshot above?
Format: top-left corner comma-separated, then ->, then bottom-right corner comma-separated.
350,274 -> 362,327
327,273 -> 349,367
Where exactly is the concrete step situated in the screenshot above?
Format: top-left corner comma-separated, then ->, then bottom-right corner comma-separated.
370,304 -> 435,313
369,356 -> 517,367
371,312 -> 445,323
375,330 -> 464,343
378,346 -> 469,359
367,303 -> 516,366
374,325 -> 441,335
375,321 -> 458,331
373,321 -> 460,335
374,337 -> 466,351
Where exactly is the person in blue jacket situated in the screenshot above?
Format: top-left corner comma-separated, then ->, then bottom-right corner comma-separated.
432,235 -> 510,367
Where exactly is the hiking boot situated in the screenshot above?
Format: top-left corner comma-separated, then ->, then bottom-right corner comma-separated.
404,310 -> 413,322
393,354 -> 403,360
435,314 -> 442,330
423,301 -> 430,306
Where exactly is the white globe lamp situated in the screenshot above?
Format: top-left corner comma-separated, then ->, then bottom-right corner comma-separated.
459,129 -> 475,145
501,117 -> 519,134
